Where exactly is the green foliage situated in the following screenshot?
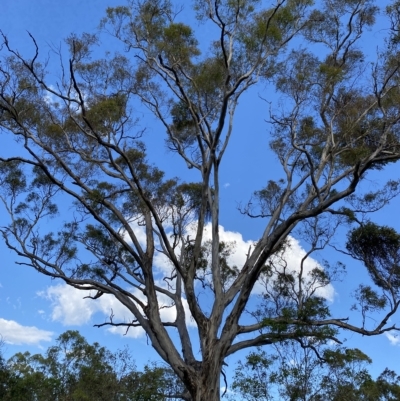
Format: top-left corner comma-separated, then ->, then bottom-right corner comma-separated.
253,179 -> 290,217
160,23 -> 200,66
86,93 -> 127,129
192,56 -> 226,97
232,350 -> 276,401
346,222 -> 400,291
0,331 -> 184,401
354,285 -> 387,314
169,101 -> 198,147
374,368 -> 400,400
298,296 -> 330,321
174,182 -> 211,219
323,347 -> 372,367
65,33 -> 99,62
232,342 -> 400,401
240,0 -> 312,53
0,161 -> 27,196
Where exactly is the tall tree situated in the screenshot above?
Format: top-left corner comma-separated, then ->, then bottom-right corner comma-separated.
1,0 -> 400,399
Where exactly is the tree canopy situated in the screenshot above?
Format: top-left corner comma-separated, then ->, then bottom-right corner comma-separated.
1,0 -> 400,399
0,330 -> 183,401
232,340 -> 400,401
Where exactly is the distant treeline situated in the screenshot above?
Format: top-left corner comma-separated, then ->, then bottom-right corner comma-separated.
1,331 -> 400,400
0,330 -> 183,400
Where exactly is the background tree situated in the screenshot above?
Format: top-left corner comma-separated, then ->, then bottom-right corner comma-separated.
0,338 -> 11,400
1,0 -> 400,399
0,330 -> 183,401
231,341 -> 400,401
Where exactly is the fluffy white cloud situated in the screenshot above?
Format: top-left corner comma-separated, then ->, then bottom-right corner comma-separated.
40,284 -> 137,326
270,236 -> 334,301
201,222 -> 254,267
40,282 -> 196,339
43,85 -> 57,105
191,223 -> 335,301
385,332 -> 400,346
148,222 -> 256,277
0,318 -> 53,345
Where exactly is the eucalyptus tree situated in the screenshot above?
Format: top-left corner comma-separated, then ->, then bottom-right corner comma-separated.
1,0 -> 400,400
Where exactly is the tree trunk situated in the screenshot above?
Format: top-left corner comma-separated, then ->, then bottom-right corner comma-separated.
185,362 -> 222,401
192,370 -> 221,401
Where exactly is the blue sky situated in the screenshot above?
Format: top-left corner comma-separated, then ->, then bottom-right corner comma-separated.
1,0 -> 400,387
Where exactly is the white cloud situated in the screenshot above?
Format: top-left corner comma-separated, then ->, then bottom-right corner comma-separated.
269,236 -> 335,301
123,220 -> 147,248
156,289 -> 196,328
43,85 -> 57,106
105,325 -> 144,338
188,223 -> 334,301
40,284 -> 134,326
385,332 -> 400,346
0,318 -> 53,345
223,183 -> 230,188
220,386 -> 235,396
200,223 -> 254,268
40,283 -> 196,339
